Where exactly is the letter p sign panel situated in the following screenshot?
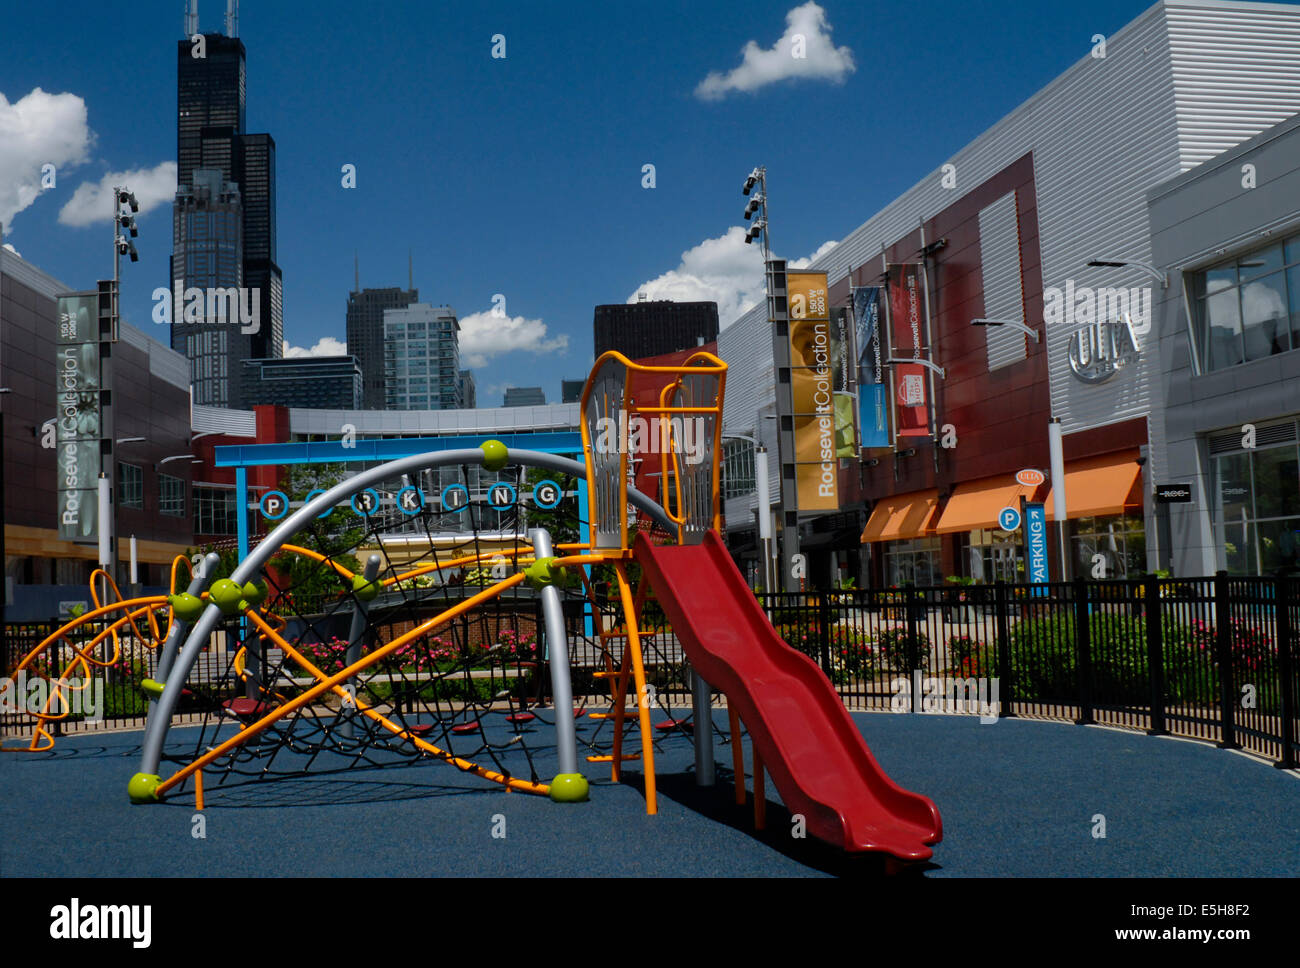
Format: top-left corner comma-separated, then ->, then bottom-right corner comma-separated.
260,490 -> 289,520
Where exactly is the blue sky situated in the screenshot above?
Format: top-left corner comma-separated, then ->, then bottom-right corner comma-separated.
0,0 -> 1218,404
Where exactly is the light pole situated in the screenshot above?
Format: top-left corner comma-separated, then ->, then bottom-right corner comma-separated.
0,387 -> 11,648
102,187 -> 140,583
741,166 -> 801,589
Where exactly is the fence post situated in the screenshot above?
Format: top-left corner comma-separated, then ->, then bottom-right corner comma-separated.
994,581 -> 1014,718
817,592 -> 832,676
1145,574 -> 1166,736
1073,577 -> 1094,725
1276,575 -> 1296,770
1214,570 -> 1238,750
906,585 -> 920,714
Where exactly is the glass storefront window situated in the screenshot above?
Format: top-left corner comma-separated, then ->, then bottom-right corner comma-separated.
884,537 -> 940,586
1070,515 -> 1146,578
1192,235 -> 1300,371
1212,430 -> 1300,575
964,528 -> 1022,582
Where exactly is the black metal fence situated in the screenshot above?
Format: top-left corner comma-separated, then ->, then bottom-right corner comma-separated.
756,574 -> 1298,769
5,575 -> 1297,770
1,619 -> 165,743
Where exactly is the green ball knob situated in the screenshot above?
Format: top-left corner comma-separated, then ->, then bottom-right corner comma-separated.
128,772 -> 162,804
168,592 -> 205,622
352,574 -> 380,601
140,678 -> 164,700
524,557 -> 559,588
208,578 -> 245,615
549,773 -> 589,803
242,580 -> 267,605
480,439 -> 509,472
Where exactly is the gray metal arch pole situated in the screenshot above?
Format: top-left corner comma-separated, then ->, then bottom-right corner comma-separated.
529,528 -> 579,780
135,447 -> 673,780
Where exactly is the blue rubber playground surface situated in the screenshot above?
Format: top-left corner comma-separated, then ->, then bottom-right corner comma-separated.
2,710 -> 1297,877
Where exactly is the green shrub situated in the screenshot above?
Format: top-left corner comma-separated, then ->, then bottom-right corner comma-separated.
1003,611 -> 1246,708
875,627 -> 931,673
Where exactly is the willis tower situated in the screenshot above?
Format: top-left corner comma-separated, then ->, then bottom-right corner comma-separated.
172,0 -> 283,406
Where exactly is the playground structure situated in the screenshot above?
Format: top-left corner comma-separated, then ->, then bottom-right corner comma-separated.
2,351 -> 942,861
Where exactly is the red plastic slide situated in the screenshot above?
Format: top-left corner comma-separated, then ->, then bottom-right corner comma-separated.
635,532 -> 942,860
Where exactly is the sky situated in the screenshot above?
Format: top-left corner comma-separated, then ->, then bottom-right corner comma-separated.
0,0 -> 1249,405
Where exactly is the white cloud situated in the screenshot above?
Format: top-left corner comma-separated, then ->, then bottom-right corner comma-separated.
628,227 -> 838,328
458,310 -> 568,368
58,161 -> 177,227
283,336 -> 348,358
788,239 -> 840,269
696,2 -> 855,100
0,87 -> 93,228
2,242 -> 20,258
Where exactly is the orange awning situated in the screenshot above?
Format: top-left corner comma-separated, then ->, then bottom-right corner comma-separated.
934,475 -> 1040,534
860,489 -> 940,543
1044,451 -> 1143,520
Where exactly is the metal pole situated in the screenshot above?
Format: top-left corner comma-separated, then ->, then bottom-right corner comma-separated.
755,446 -> 775,592
0,397 -> 6,651
0,233 -> 6,646
918,223 -> 941,475
529,527 -> 586,801
1048,419 -> 1068,580
691,670 -> 715,786
339,554 -> 381,739
767,258 -> 800,590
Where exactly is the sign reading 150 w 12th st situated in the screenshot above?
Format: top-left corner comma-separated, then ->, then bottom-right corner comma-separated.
786,271 -> 840,512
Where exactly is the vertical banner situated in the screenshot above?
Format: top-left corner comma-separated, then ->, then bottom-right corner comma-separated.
852,285 -> 890,448
830,305 -> 856,458
888,263 -> 930,438
1025,502 -> 1049,589
56,293 -> 102,542
786,271 -> 839,511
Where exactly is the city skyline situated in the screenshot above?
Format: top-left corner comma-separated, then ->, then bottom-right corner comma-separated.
0,0 -> 1198,399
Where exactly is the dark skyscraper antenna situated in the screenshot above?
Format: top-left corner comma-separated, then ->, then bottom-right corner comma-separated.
225,0 -> 239,37
409,249 -> 413,291
184,0 -> 198,36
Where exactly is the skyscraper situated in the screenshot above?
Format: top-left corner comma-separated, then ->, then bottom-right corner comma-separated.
593,301 -> 719,360
383,304 -> 463,410
171,3 -> 282,407
458,370 -> 477,409
347,286 -> 418,408
504,387 -> 546,407
236,132 -> 282,362
241,356 -> 363,409
170,169 -> 247,406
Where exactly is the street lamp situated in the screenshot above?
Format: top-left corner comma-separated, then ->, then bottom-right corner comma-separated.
1086,258 -> 1168,288
99,186 -> 141,583
740,167 -> 771,259
883,356 -> 947,379
971,318 -> 1041,341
